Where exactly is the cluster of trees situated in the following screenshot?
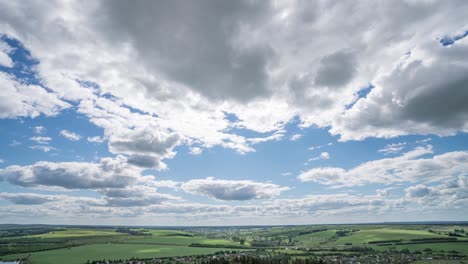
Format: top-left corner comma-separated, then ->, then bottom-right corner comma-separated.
198,255 -> 327,264
249,238 -> 296,247
0,227 -> 63,238
448,228 -> 466,237
428,228 -> 466,237
86,254 -> 328,264
115,228 -> 151,236
231,236 -> 246,245
334,229 -> 359,237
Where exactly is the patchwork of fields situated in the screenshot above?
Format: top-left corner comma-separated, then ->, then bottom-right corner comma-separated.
4,244 -> 241,264
0,224 -> 467,264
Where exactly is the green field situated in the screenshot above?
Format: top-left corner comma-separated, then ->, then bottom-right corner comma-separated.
294,227 -> 466,248
386,242 -> 468,255
26,229 -> 122,239
127,230 -> 239,246
326,228 -> 446,246
411,260 -> 467,264
1,224 -> 467,263
296,230 -> 337,246
3,243 -> 241,264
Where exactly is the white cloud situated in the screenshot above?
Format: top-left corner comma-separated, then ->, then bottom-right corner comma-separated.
30,145 -> 55,152
0,72 -> 70,119
247,130 -> 285,144
189,147 -> 203,155
290,134 -> 302,141
376,188 -> 391,198
298,167 -> 346,185
60,130 -> 81,141
417,138 -> 432,144
309,142 -> 333,151
87,136 -> 104,143
378,142 -> 406,155
262,193 -> 399,218
33,126 -> 45,134
148,180 -> 182,190
404,177 -> 468,208
182,177 -> 290,201
0,155 -> 140,189
0,184 -> 464,224
298,145 -> 468,188
306,152 -> 330,163
29,136 -> 52,144
330,37 -> 468,141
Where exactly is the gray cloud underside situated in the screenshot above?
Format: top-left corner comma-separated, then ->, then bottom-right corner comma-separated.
182,177 -> 290,201
0,156 -> 139,189
0,0 -> 467,147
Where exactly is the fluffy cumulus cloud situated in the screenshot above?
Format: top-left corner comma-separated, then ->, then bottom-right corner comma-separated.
298,145 -> 468,187
0,155 -> 140,189
0,0 -> 466,146
108,127 -> 180,169
182,177 -> 290,201
331,36 -> 468,140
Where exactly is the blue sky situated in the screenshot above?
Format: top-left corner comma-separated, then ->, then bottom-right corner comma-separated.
0,1 -> 468,225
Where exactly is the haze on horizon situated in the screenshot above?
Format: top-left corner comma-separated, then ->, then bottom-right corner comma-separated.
0,0 -> 467,226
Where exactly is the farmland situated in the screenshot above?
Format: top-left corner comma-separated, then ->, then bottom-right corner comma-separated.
3,244 -> 238,264
0,223 -> 467,263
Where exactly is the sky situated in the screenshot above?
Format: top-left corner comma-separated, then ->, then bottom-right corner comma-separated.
0,0 -> 467,226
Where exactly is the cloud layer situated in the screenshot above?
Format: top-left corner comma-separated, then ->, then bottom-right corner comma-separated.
298,145 -> 468,187
0,1 -> 467,225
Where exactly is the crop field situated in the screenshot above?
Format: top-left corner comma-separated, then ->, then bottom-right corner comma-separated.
296,230 -> 337,246
384,242 -> 468,255
327,228 -> 447,245
126,230 -> 239,246
2,243 -> 241,264
26,229 -> 122,238
0,224 -> 467,263
412,261 -> 467,264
